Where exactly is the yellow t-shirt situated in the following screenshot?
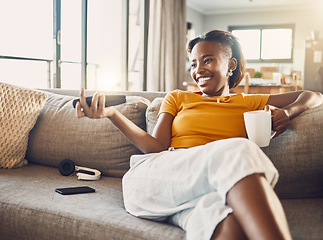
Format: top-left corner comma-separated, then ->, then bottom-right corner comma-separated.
159,90 -> 269,149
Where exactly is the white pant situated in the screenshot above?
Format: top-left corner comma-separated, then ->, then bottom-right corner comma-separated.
122,138 -> 278,240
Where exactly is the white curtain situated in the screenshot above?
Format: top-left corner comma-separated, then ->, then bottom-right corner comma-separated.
147,0 -> 187,92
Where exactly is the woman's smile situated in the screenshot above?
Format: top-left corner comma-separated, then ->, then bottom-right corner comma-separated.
196,76 -> 212,86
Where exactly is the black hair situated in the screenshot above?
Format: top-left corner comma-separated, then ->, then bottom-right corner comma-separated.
187,30 -> 246,89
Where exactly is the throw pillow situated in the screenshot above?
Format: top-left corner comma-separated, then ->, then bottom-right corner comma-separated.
0,82 -> 48,168
146,97 -> 164,135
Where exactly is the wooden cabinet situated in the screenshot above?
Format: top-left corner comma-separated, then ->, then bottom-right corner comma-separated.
229,85 -> 296,94
186,72 -> 302,94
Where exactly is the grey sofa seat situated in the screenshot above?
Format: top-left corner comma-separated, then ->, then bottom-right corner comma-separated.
0,164 -> 185,240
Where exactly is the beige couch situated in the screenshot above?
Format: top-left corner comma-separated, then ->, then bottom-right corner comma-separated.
0,88 -> 322,240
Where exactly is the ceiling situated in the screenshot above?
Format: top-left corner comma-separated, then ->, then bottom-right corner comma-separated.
186,0 -> 323,15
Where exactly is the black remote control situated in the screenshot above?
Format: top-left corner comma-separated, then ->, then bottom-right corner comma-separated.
73,95 -> 126,108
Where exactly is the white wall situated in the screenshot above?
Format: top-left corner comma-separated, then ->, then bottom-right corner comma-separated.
187,6 -> 323,76
186,7 -> 204,39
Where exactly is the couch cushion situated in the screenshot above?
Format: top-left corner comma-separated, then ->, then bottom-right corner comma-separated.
0,164 -> 185,240
146,97 -> 164,135
280,198 -> 323,240
26,92 -> 150,177
1,165 -> 321,240
0,82 -> 48,168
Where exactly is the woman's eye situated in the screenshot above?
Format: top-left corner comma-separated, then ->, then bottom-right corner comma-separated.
205,59 -> 212,64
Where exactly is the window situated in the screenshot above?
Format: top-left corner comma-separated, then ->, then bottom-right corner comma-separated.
0,0 -> 147,91
229,25 -> 294,63
0,0 -> 53,88
60,0 -> 82,89
58,0 -> 126,91
87,0 -> 125,91
127,0 -> 149,91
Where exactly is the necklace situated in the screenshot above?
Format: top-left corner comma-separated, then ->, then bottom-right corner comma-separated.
202,93 -> 232,103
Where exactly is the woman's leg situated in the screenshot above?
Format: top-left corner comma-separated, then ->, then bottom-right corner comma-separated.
211,214 -> 247,240
124,138 -> 285,239
225,173 -> 292,240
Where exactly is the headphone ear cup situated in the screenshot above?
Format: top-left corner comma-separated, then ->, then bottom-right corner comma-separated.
58,159 -> 75,176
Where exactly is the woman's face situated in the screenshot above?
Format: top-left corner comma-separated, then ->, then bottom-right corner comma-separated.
190,40 -> 236,97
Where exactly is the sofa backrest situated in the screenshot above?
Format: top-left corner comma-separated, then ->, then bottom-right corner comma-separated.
40,88 -> 167,102
27,90 -> 161,178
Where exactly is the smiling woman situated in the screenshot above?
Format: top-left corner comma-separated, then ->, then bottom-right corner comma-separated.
77,29 -> 323,240
189,42 -> 234,96
187,30 -> 245,96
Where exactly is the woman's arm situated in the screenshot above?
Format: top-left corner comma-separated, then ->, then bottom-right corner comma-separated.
76,89 -> 173,153
266,90 -> 323,137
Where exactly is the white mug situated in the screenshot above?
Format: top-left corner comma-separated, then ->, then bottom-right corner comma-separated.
243,110 -> 273,147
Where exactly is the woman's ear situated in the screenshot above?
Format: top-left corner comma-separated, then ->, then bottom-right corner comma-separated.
229,58 -> 237,71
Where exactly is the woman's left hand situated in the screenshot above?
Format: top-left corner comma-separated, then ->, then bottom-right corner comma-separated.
265,105 -> 291,138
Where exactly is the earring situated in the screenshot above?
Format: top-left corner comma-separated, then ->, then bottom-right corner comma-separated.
228,69 -> 233,77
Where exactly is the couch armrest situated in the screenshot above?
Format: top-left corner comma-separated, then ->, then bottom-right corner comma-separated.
262,104 -> 323,199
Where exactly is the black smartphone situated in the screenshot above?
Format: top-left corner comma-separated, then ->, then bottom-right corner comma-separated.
72,95 -> 126,108
55,186 -> 95,195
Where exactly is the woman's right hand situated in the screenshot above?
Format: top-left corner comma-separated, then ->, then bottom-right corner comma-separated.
76,88 -> 116,119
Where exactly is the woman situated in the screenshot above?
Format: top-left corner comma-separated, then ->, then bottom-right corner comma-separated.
76,30 -> 323,240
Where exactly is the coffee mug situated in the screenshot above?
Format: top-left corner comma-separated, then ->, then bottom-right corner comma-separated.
243,110 -> 273,147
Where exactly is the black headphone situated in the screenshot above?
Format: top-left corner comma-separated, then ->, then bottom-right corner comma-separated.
58,159 -> 101,180
58,159 -> 76,176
